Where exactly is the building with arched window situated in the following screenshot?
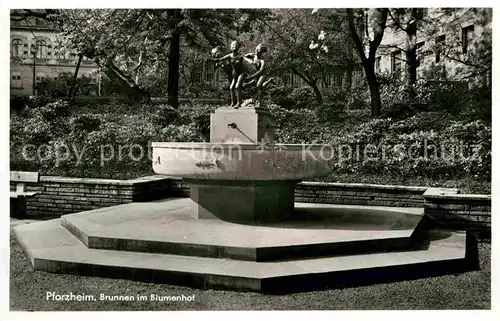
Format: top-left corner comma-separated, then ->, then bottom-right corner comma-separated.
10,11 -> 99,96
369,8 -> 491,86
11,38 -> 23,57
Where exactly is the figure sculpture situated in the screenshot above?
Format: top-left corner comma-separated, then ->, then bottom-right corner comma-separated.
211,41 -> 272,108
242,43 -> 273,108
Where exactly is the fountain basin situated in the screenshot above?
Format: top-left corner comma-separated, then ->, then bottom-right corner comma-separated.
151,142 -> 334,180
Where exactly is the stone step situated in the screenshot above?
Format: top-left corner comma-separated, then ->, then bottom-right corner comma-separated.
13,219 -> 478,294
59,199 -> 428,261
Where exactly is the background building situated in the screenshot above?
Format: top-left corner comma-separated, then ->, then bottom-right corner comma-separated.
374,8 -> 492,85
10,11 -> 99,96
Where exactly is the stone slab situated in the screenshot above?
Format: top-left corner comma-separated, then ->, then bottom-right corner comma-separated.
58,198 -> 426,261
188,180 -> 296,223
210,107 -> 275,144
13,219 -> 474,293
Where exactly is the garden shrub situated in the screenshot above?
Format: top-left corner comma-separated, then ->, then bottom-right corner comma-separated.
424,80 -> 467,114
316,89 -> 348,122
9,96 -> 491,183
388,112 -> 452,134
152,104 -> 182,126
180,104 -> 217,141
268,86 -> 294,109
288,86 -> 315,108
70,114 -> 102,133
36,74 -> 97,99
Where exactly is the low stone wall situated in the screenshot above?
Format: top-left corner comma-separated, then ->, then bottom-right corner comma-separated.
295,182 -> 426,207
11,175 -> 491,239
164,178 -> 427,207
424,188 -> 491,239
10,175 -> 175,217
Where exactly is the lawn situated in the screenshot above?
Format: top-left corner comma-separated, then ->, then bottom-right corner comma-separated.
9,231 -> 491,311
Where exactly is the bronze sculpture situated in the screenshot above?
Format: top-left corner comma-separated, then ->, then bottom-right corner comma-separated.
242,43 -> 273,108
211,41 -> 272,108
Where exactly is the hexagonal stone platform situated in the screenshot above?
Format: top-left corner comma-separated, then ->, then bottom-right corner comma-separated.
13,198 -> 478,293
60,198 -> 425,261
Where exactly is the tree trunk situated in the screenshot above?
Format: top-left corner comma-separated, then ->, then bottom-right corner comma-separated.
99,60 -> 149,103
405,22 -> 418,89
347,8 -> 388,118
364,62 -> 382,117
68,53 -> 83,101
291,68 -> 323,104
167,9 -> 182,109
311,80 -> 323,104
344,41 -> 354,90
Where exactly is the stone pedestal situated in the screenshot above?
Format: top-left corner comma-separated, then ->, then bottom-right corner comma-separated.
210,107 -> 276,144
187,179 -> 297,223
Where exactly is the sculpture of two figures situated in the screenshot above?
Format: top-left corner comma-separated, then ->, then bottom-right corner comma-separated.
211,40 -> 273,108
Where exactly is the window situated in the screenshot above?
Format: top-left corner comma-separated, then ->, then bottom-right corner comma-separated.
375,56 -> 381,72
11,39 -> 22,57
416,42 -> 425,68
414,8 -> 426,20
11,72 -> 22,88
323,75 -> 332,87
35,40 -> 47,59
462,25 -> 474,54
391,50 -> 402,72
333,76 -> 342,87
36,73 -> 46,83
435,35 -> 446,63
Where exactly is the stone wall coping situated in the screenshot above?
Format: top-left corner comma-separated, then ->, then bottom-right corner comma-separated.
40,175 -> 173,186
423,187 -> 490,201
37,176 -> 491,202
298,181 -> 428,192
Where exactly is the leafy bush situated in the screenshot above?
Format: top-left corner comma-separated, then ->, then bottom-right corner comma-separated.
10,96 -> 491,184
288,86 -> 315,108
31,100 -> 70,122
388,112 -> 452,134
268,86 -> 294,108
424,80 -> 468,114
316,90 -> 348,122
71,95 -> 136,108
179,104 -> 216,141
379,77 -> 430,120
70,114 -> 102,133
35,74 -> 97,99
268,104 -> 326,143
152,104 -> 182,126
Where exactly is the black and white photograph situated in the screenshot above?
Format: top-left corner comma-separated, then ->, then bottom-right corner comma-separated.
1,1 -> 494,316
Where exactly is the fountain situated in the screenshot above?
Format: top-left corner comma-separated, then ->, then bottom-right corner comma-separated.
153,42 -> 336,223
11,41 -> 478,295
152,106 -> 334,223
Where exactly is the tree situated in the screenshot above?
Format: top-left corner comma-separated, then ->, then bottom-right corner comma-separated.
426,8 -> 492,87
67,53 -> 83,101
387,9 -> 427,88
22,9 -> 269,107
47,9 -> 152,102
346,8 -> 389,117
259,9 -> 351,103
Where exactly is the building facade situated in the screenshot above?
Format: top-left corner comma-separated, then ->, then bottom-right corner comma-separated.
374,8 -> 492,84
10,12 -> 99,96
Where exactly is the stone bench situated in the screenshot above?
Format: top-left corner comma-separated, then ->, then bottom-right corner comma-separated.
10,171 -> 40,218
